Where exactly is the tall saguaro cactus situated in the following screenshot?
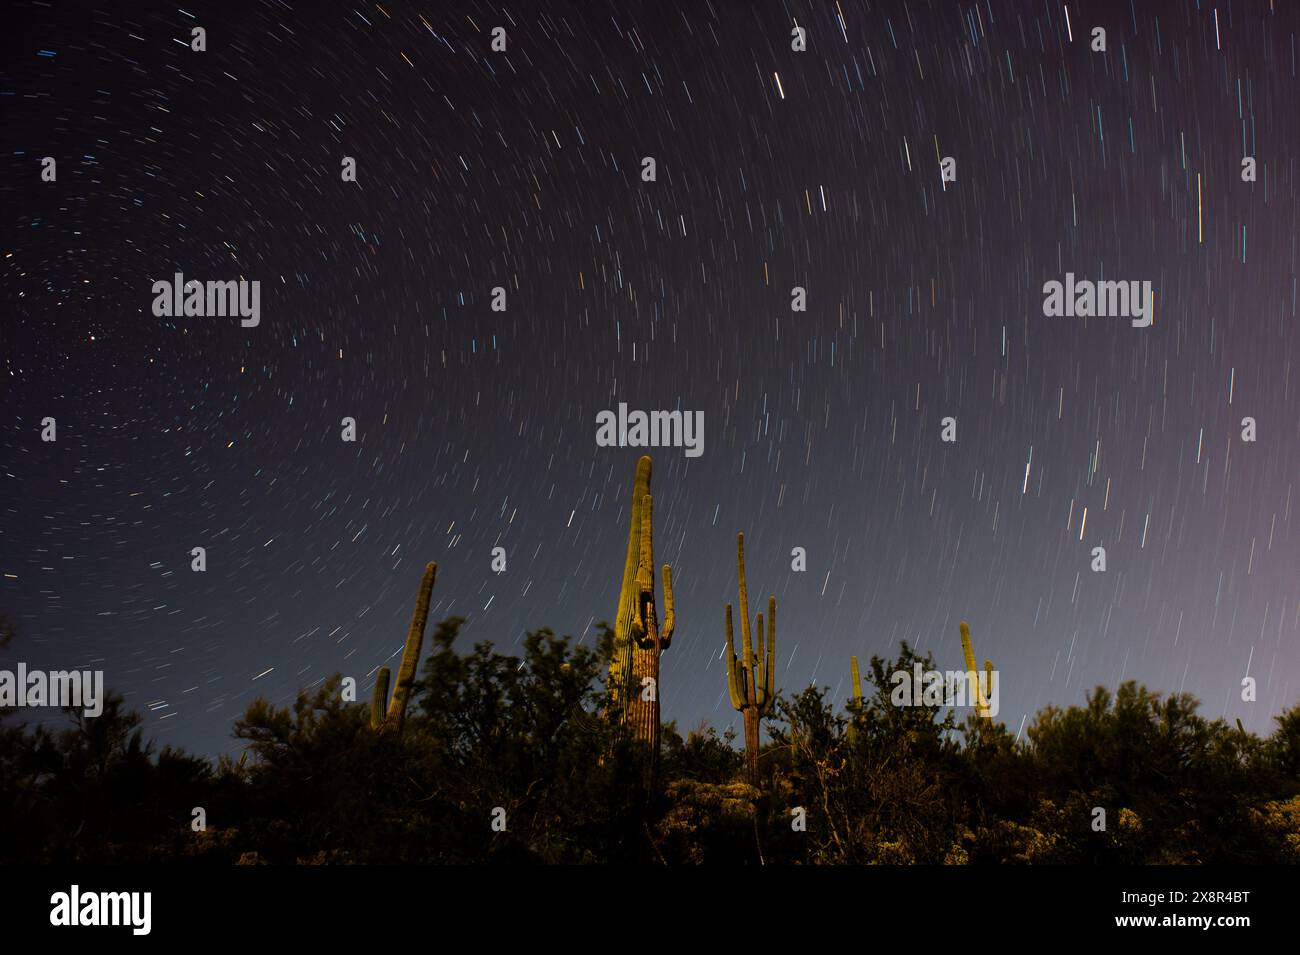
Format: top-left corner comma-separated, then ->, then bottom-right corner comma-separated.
609,456 -> 677,760
371,561 -> 438,734
609,457 -> 652,711
627,494 -> 676,754
959,620 -> 994,720
724,533 -> 776,783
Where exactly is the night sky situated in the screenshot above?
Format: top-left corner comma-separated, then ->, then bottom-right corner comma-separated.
2,0 -> 1296,758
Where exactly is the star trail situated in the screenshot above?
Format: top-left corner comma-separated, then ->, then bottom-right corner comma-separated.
2,0 -> 1296,758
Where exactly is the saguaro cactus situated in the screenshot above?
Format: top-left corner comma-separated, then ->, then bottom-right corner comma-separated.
627,494 -> 676,754
847,655 -> 864,744
609,456 -> 677,759
724,533 -> 776,783
959,620 -> 993,719
371,561 -> 438,734
609,457 -> 652,711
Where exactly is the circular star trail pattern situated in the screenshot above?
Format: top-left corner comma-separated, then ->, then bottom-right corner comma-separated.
1,0 -> 1296,756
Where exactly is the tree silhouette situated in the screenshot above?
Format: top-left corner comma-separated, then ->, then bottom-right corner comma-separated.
2,621 -> 1297,865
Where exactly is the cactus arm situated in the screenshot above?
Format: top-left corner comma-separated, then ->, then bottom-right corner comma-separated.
724,603 -> 745,709
847,654 -> 862,745
741,616 -> 756,710
960,621 -> 977,675
760,596 -> 776,713
736,535 -> 758,708
371,667 -> 391,729
959,620 -> 989,718
637,493 -> 655,603
661,564 -> 675,647
985,659 -> 994,706
385,561 -> 438,734
736,533 -> 751,666
628,491 -> 655,647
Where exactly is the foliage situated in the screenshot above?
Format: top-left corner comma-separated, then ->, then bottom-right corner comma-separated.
2,620 -> 1297,864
